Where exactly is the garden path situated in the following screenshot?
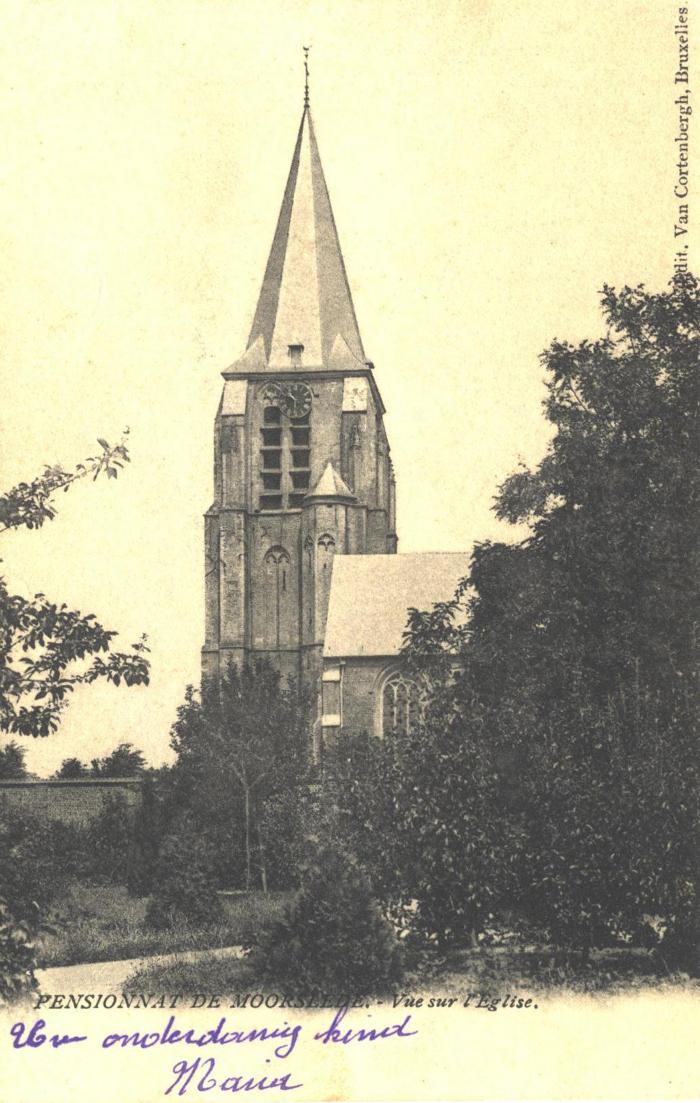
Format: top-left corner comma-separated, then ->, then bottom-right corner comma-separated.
35,945 -> 244,995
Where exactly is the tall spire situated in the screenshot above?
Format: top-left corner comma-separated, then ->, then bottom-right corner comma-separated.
238,85 -> 366,372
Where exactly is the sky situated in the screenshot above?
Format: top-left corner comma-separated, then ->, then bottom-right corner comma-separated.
0,0 -> 692,776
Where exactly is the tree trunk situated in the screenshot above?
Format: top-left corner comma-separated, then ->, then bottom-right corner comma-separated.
243,785 -> 252,892
257,819 -> 268,895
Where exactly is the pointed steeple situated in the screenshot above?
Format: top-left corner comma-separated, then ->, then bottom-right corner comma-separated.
240,103 -> 366,371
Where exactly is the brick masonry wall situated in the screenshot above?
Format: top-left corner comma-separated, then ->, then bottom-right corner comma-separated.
0,778 -> 143,827
339,657 -> 392,738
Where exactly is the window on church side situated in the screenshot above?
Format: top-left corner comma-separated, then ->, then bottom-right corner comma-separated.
381,671 -> 423,738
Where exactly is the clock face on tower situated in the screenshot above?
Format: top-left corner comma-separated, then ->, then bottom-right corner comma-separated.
281,383 -> 312,419
262,382 -> 312,419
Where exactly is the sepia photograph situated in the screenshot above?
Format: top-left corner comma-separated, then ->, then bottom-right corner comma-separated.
0,0 -> 698,1099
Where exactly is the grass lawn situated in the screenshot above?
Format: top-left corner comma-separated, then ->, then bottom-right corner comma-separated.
122,944 -> 698,1001
124,952 -> 255,996
39,881 -> 291,969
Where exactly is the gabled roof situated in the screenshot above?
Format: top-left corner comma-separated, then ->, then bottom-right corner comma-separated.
324,553 -> 471,658
238,105 -> 365,371
306,461 -> 356,502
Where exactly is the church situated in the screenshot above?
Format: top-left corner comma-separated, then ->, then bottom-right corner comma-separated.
201,90 -> 468,748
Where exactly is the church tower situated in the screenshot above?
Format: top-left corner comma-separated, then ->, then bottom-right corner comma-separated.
202,92 -> 397,695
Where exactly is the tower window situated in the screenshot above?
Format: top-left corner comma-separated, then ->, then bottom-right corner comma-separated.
261,427 -> 282,446
291,449 -> 310,468
259,395 -> 312,510
261,449 -> 282,470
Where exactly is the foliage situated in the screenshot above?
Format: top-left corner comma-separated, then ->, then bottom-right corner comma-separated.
86,795 -> 133,884
394,275 -> 700,958
146,813 -> 224,930
0,899 -> 42,1005
0,805 -> 71,916
0,804 -> 79,1004
91,742 -> 146,778
0,741 -> 28,779
127,774 -> 161,896
168,661 -> 311,891
0,433 -> 150,737
0,433 -> 150,995
53,756 -> 89,779
249,841 -> 403,997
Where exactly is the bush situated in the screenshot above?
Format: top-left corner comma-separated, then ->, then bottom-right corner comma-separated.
0,804 -> 70,916
0,898 -> 40,1005
249,842 -> 403,997
86,795 -> 133,884
0,804 -> 75,1004
257,784 -> 321,891
127,776 -> 161,897
146,815 -> 223,930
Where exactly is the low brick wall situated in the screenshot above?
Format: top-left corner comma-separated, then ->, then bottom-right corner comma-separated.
0,778 -> 143,826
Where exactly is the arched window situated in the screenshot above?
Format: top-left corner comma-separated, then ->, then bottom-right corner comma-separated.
380,671 -> 423,738
317,532 -> 336,571
262,545 -> 290,648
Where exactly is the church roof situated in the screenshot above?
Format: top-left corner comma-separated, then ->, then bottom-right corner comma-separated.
237,105 -> 366,372
306,461 -> 356,501
324,553 -> 471,658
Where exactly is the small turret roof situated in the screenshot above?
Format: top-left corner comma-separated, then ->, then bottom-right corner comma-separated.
306,461 -> 356,501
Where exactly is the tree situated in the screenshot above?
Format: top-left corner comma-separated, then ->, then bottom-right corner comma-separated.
397,274 -> 699,956
91,742 -> 146,778
169,660 -> 310,891
53,757 -> 88,779
0,434 -> 150,1001
0,434 -> 150,737
0,741 -> 28,780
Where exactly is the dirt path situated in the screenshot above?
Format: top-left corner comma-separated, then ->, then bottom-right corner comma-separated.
35,945 -> 244,995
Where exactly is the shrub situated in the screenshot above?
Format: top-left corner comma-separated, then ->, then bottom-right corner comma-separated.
0,804 -> 69,915
86,794 -> 133,884
249,842 -> 403,997
127,775 -> 161,897
146,815 -> 223,930
0,898 -> 40,1005
257,784 -> 321,891
0,804 -> 73,1004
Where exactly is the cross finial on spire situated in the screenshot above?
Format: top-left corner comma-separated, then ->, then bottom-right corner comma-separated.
303,45 -> 310,107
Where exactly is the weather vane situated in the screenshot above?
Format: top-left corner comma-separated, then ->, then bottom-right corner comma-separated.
303,45 -> 310,107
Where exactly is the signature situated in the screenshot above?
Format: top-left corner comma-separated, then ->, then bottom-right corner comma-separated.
165,1058 -> 302,1096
